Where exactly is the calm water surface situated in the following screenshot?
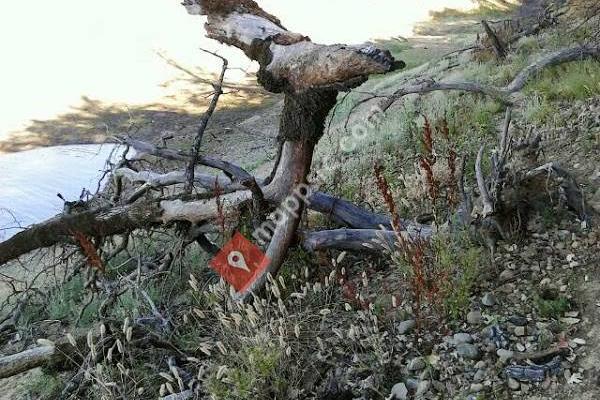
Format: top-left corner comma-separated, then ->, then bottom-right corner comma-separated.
0,144 -> 124,241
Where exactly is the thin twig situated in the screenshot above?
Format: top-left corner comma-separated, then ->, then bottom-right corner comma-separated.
185,49 -> 229,194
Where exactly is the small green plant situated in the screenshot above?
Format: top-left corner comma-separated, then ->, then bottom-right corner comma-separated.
435,234 -> 483,321
44,275 -> 100,326
539,206 -> 568,230
522,95 -> 554,124
536,296 -> 571,319
20,371 -> 64,399
207,345 -> 283,400
525,60 -> 600,101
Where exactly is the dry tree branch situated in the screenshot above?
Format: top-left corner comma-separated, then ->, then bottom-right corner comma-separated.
185,49 -> 228,194
476,145 -> 495,217
374,46 -> 600,113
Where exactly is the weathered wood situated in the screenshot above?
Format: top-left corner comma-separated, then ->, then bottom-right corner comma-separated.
0,202 -> 160,266
0,346 -> 57,379
0,0 -> 404,301
112,167 -> 397,229
476,146 -> 495,217
0,338 -> 82,379
181,0 -> 398,93
524,162 -> 590,223
0,182 -> 403,265
303,228 -> 432,253
482,20 -> 507,59
118,137 -> 255,185
308,192 -> 392,229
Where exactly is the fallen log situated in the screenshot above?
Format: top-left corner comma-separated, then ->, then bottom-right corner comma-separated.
302,229 -> 397,252
0,346 -> 57,379
0,186 -> 400,266
0,337 -> 83,380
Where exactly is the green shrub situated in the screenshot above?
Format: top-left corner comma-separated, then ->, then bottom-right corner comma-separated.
44,275 -> 100,326
536,296 -> 571,319
434,233 -> 484,321
525,60 -> 600,101
20,372 -> 64,399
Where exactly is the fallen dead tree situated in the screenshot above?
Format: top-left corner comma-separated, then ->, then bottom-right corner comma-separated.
0,0 -> 401,298
0,0 -> 593,303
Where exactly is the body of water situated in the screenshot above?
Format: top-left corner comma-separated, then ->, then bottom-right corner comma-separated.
0,144 -> 123,241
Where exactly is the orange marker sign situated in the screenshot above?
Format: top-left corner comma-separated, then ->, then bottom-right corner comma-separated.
209,232 -> 270,293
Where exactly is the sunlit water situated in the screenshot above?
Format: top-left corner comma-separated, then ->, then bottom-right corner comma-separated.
0,144 -> 125,241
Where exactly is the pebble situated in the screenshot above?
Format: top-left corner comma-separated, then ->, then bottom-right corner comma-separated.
508,315 -> 527,326
405,378 -> 419,391
389,382 -> 408,400
456,343 -> 480,360
542,377 -> 552,390
499,269 -> 515,281
497,349 -> 514,362
408,357 -> 426,371
508,377 -> 520,390
561,317 -> 581,325
473,369 -> 486,382
397,320 -> 416,335
514,326 -> 526,336
416,380 -> 431,397
482,293 -> 496,307
565,311 -> 579,318
470,383 -> 484,393
467,311 -> 483,325
453,333 -> 473,344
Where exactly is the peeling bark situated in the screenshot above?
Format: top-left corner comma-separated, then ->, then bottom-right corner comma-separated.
182,0 -> 398,93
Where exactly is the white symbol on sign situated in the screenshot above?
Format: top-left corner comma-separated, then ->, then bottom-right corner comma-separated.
227,251 -> 250,272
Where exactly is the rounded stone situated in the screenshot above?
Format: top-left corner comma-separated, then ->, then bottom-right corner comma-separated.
497,349 -> 514,363
470,383 -> 484,393
508,377 -> 520,390
456,343 -> 481,360
467,311 -> 483,325
499,269 -> 515,281
416,380 -> 431,397
397,320 -> 416,335
514,326 -> 526,336
473,369 -> 486,382
453,332 -> 473,344
408,357 -> 426,371
389,382 -> 408,400
482,293 -> 497,307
